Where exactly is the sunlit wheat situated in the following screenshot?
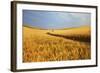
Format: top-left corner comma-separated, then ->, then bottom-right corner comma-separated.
23,26 -> 91,62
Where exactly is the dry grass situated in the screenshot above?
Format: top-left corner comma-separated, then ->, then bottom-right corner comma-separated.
23,26 -> 91,62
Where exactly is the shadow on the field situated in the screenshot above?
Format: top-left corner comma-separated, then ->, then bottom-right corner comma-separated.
46,32 -> 91,43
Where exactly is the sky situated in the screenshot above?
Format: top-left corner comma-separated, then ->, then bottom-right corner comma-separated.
23,10 -> 91,29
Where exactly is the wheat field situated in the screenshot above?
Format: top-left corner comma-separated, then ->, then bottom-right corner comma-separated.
23,26 -> 91,62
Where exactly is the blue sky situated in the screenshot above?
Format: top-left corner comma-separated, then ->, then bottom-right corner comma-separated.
23,10 -> 91,29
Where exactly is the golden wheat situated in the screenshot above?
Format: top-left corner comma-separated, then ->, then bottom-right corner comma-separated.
23,26 -> 91,62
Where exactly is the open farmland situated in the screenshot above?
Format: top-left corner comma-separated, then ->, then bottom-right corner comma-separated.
23,26 -> 91,62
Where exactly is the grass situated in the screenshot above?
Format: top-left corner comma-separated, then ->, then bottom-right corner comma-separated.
23,25 -> 91,62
